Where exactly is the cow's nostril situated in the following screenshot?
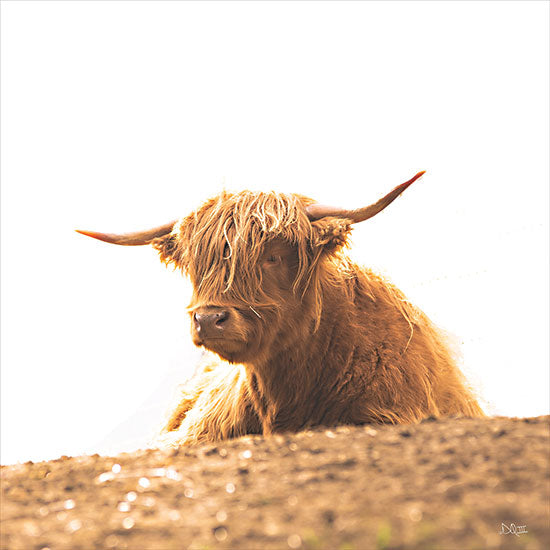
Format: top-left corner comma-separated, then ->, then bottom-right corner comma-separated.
193,312 -> 203,331
215,310 -> 230,327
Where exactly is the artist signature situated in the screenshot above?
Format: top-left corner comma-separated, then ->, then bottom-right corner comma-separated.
499,523 -> 528,536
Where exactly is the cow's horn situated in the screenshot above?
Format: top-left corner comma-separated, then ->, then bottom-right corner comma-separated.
75,220 -> 177,246
306,171 -> 425,223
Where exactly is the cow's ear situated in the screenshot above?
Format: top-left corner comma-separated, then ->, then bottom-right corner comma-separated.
151,233 -> 186,269
310,217 -> 353,253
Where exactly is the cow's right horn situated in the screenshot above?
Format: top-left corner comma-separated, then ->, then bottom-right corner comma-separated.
76,220 -> 177,246
306,171 -> 425,223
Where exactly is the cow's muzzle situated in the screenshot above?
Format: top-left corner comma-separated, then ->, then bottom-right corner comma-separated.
193,308 -> 230,339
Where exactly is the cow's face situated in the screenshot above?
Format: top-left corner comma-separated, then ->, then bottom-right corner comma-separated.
154,190 -> 352,365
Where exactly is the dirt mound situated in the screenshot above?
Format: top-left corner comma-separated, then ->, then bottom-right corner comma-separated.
1,416 -> 548,549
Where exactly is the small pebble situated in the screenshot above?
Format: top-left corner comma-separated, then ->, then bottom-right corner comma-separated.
97,472 -> 114,483
213,526 -> 228,541
168,509 -> 181,521
143,496 -> 156,507
225,483 -> 235,494
66,519 -> 82,532
23,521 -> 40,536
122,517 -> 135,529
287,495 -> 298,506
409,507 -> 423,522
126,491 -> 137,502
265,521 -> 279,535
287,534 -> 302,548
165,468 -> 181,480
111,464 -> 121,474
104,535 -> 118,548
138,477 -> 151,489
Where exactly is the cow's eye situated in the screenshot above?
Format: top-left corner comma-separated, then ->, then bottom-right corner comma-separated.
263,255 -> 281,266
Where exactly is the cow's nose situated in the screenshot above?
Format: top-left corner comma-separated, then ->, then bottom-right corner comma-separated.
193,310 -> 230,334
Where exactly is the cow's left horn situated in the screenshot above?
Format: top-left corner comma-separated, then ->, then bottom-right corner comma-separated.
76,220 -> 177,246
306,171 -> 425,223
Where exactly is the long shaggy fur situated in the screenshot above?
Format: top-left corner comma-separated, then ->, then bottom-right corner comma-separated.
152,189 -> 484,447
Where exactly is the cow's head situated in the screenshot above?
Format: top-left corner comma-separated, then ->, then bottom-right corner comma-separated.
77,171 -> 424,364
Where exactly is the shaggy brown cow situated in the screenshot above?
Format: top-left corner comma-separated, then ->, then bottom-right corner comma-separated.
78,171 -> 484,446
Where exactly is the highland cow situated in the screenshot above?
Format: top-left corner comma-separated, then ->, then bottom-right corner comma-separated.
77,171 -> 484,446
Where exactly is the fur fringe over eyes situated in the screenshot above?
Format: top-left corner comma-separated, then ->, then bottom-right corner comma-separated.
152,190 -> 352,309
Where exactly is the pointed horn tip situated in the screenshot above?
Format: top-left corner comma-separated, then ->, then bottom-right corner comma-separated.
75,229 -> 106,240
399,170 -> 426,190
408,170 -> 426,184
75,229 -> 95,238
75,229 -> 119,245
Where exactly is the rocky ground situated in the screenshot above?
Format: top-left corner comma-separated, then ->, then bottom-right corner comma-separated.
1,415 -> 548,550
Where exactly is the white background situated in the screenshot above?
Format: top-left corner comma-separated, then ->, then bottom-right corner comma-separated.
1,1 -> 548,464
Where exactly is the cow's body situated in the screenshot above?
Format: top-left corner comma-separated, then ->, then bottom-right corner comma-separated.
77,173 -> 484,447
